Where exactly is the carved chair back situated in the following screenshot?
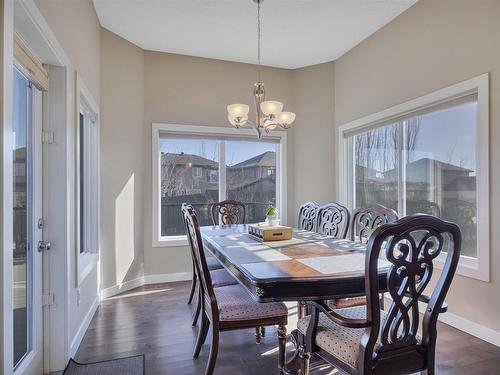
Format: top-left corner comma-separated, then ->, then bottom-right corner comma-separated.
316,202 -> 350,239
182,204 -> 220,321
211,200 -> 246,226
350,204 -> 398,243
298,202 -> 319,231
360,214 -> 461,374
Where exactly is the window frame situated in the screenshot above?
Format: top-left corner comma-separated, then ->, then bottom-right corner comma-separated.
75,72 -> 100,286
152,123 -> 287,247
337,73 -> 490,282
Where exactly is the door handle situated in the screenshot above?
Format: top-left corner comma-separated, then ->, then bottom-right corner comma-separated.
38,241 -> 51,252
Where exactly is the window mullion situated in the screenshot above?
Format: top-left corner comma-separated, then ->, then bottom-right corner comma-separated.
219,140 -> 226,201
398,121 -> 407,216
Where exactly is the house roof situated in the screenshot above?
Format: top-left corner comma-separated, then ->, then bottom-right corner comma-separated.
161,152 -> 218,168
230,151 -> 276,168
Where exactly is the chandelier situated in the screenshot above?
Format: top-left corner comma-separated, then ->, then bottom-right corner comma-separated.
226,0 -> 296,139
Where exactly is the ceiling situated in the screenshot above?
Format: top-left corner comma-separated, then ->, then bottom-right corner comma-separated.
93,0 -> 417,69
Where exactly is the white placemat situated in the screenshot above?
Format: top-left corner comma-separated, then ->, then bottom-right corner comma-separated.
297,253 -> 391,274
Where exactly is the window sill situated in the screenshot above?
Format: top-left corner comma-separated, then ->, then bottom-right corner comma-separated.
78,252 -> 98,285
153,235 -> 189,248
435,254 -> 489,282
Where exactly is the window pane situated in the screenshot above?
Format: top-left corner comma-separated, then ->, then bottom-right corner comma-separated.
160,138 -> 219,236
226,140 -> 277,224
405,101 -> 477,257
13,69 -> 30,366
353,124 -> 400,212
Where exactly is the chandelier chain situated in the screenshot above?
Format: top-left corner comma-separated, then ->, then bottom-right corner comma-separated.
257,0 -> 261,81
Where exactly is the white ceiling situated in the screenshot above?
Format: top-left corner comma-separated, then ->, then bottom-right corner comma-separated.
93,0 -> 417,69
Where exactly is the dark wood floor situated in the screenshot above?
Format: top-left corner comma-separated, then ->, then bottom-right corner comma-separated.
76,282 -> 500,375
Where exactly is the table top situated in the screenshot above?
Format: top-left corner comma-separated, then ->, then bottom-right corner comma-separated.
201,224 -> 390,302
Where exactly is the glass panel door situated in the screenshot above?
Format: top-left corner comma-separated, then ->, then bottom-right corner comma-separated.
13,67 -> 43,373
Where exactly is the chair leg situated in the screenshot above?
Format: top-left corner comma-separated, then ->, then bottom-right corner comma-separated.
188,269 -> 197,305
299,344 -> 311,375
277,325 -> 287,374
205,324 -> 220,375
193,313 -> 209,358
255,327 -> 262,344
261,326 -> 266,337
191,289 -> 201,326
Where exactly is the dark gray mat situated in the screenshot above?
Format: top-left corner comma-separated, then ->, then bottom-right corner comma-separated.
63,355 -> 144,375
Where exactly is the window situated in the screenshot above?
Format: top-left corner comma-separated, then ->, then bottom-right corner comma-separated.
338,74 -> 489,281
152,124 -> 287,246
76,73 -> 99,285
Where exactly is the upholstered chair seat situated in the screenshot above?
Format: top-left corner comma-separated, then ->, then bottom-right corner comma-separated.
210,269 -> 238,288
215,284 -> 288,322
298,306 -> 389,369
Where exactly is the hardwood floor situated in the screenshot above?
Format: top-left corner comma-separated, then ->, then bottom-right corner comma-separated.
76,282 -> 500,374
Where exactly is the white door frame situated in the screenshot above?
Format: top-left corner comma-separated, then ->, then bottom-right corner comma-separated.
3,0 -> 73,373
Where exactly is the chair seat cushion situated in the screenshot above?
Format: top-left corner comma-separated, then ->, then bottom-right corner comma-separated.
327,296 -> 366,309
210,269 -> 238,288
298,306 -> 386,369
214,284 -> 288,322
206,256 -> 223,271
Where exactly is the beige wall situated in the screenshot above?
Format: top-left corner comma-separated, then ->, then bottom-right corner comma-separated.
35,0 -> 101,343
292,62 -> 335,217
100,29 -> 145,289
97,0 -> 500,335
143,51 -> 295,275
333,0 -> 500,330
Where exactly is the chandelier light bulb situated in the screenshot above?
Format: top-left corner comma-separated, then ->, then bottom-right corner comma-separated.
260,101 -> 284,116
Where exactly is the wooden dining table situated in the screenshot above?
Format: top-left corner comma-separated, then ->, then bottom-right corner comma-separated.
200,224 -> 391,374
201,224 -> 390,302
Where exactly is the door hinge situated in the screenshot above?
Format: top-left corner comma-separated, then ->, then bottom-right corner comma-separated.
42,293 -> 54,307
42,131 -> 54,144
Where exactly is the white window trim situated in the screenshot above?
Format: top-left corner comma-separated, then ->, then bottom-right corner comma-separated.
75,72 -> 100,285
337,73 -> 490,282
152,123 -> 288,247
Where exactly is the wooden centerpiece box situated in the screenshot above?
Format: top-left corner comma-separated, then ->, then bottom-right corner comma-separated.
248,223 -> 293,242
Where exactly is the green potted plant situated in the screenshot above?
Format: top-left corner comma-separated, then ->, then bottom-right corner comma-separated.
266,206 -> 280,226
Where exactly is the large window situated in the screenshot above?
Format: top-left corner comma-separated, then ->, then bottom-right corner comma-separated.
339,74 -> 489,281
153,124 -> 286,245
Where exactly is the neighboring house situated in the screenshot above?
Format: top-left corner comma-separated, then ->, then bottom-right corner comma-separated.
161,152 -> 218,197
227,151 -> 276,188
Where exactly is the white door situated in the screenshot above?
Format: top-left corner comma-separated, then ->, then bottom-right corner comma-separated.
12,67 -> 44,375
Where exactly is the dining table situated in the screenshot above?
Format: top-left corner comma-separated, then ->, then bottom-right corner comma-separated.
200,224 -> 392,374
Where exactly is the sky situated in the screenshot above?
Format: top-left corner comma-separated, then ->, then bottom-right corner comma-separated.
354,100 -> 477,173
160,137 -> 276,166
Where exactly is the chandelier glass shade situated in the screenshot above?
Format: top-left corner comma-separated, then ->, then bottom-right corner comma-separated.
226,0 -> 295,138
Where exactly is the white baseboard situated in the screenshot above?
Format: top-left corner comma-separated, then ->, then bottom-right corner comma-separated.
69,296 -> 99,358
99,276 -> 146,300
100,272 -> 192,299
143,272 -> 191,285
434,306 -> 500,347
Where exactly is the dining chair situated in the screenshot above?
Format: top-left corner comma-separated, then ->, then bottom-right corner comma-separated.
329,204 -> 398,310
182,204 -> 288,375
296,214 -> 461,375
349,204 -> 398,243
298,201 -> 320,231
184,205 -> 238,327
316,202 -> 350,238
211,199 -> 246,225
